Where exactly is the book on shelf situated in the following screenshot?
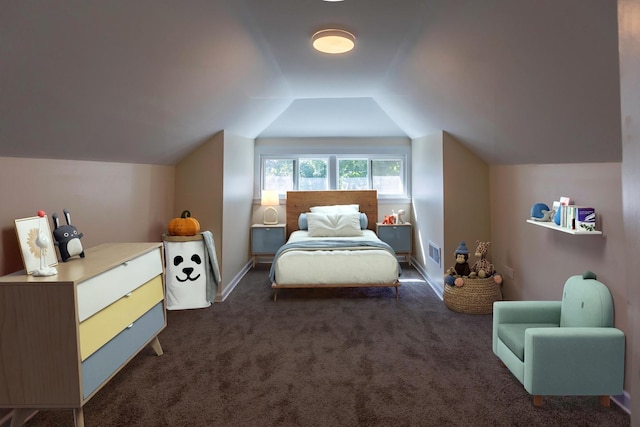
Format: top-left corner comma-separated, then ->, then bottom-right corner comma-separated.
574,207 -> 596,231
562,205 -> 596,231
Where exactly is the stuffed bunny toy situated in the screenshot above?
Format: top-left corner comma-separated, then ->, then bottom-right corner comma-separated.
52,208 -> 85,262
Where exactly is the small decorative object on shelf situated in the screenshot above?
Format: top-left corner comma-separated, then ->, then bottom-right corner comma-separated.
52,208 -> 85,262
33,210 -> 58,276
168,210 -> 201,236
530,203 -> 555,222
14,211 -> 59,275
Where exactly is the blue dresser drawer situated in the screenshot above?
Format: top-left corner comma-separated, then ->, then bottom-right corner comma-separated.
377,224 -> 412,253
251,225 -> 286,255
81,302 -> 165,399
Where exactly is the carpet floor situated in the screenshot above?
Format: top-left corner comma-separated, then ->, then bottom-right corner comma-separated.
26,263 -> 630,426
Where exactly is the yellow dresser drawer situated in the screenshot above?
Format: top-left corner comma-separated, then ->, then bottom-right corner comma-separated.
79,275 -> 163,360
77,248 -> 163,322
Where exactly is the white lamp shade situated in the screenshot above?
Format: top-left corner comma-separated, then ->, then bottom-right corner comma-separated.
261,190 -> 279,225
261,190 -> 279,206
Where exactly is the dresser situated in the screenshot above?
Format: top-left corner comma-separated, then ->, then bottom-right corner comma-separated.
0,243 -> 166,427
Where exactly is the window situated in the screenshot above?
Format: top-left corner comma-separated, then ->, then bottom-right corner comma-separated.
338,158 -> 368,190
299,159 -> 329,190
372,159 -> 403,195
261,155 -> 407,199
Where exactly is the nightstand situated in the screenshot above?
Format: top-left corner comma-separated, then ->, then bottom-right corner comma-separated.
251,224 -> 286,266
377,223 -> 412,265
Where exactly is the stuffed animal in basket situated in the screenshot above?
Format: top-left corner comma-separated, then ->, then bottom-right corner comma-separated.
469,240 -> 494,279
444,241 -> 471,287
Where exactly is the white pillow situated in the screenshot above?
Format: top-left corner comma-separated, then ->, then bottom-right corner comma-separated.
309,204 -> 359,213
306,212 -> 364,237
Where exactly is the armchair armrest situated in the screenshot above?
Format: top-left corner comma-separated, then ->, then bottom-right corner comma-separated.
524,327 -> 625,396
493,301 -> 562,324
493,301 -> 561,354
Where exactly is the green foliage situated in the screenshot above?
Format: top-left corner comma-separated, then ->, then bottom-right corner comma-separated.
300,159 -> 327,178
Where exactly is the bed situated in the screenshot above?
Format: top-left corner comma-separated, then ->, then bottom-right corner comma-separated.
269,190 -> 401,301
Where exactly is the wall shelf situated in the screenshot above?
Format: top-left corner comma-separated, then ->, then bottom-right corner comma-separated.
526,219 -> 602,235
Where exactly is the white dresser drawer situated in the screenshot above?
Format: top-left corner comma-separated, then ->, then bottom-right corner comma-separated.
77,248 -> 163,322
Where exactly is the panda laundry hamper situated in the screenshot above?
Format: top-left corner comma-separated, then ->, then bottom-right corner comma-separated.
443,277 -> 502,314
163,234 -> 211,310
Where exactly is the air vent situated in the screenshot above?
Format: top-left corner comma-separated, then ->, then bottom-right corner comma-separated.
428,241 -> 440,266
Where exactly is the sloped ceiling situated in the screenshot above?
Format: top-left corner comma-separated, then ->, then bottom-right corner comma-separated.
0,0 -> 622,165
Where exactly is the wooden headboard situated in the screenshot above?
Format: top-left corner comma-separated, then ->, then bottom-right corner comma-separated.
285,190 -> 378,240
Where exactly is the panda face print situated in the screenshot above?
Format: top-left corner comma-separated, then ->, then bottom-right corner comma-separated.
173,253 -> 202,282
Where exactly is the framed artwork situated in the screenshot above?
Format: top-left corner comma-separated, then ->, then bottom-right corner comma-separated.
14,215 -> 58,274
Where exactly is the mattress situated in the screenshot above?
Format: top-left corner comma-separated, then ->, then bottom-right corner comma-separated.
272,230 -> 400,286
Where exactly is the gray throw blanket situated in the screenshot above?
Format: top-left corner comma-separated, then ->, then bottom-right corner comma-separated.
269,239 -> 401,283
201,231 -> 221,301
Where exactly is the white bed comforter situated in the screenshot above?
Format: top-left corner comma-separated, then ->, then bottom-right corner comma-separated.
272,230 -> 400,285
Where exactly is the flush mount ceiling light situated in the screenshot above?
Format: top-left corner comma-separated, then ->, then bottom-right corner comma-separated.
312,29 -> 355,54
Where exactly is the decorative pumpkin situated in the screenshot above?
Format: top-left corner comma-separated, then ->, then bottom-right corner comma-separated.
168,210 -> 201,236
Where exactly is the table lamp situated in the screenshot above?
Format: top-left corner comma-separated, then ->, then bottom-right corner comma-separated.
261,190 -> 279,225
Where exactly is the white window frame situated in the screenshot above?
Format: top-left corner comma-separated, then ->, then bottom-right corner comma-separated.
255,145 -> 411,203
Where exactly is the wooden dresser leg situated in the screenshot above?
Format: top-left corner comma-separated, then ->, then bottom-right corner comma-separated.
533,395 -> 543,406
150,336 -> 164,356
73,407 -> 84,427
599,395 -> 611,407
10,409 -> 31,427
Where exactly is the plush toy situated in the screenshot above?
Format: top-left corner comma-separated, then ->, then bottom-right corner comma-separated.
470,240 -> 494,278
444,241 -> 470,286
52,208 -> 85,262
382,215 -> 396,224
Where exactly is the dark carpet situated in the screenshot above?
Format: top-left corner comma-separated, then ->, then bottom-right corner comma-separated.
27,264 -> 630,426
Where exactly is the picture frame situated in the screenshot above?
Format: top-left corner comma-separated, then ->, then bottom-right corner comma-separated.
14,215 -> 58,274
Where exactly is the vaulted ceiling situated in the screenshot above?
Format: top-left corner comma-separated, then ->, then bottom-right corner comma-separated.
0,0 -> 622,165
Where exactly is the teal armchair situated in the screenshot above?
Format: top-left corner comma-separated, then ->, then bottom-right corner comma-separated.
492,272 -> 625,406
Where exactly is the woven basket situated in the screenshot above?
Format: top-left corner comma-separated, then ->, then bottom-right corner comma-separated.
443,277 -> 502,314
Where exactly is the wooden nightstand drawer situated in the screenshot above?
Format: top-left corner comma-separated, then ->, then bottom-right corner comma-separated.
77,248 -> 163,322
79,275 -> 164,360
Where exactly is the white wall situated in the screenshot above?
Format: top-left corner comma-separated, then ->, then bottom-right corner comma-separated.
222,133 -> 254,286
411,133 -> 445,292
618,0 -> 640,419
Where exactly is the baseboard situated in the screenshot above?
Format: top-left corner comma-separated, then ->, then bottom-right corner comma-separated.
213,259 -> 253,302
0,409 -> 38,427
611,390 -> 631,415
409,257 -> 444,300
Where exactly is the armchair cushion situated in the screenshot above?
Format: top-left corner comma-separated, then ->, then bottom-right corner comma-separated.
497,324 -> 559,361
560,275 -> 614,327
